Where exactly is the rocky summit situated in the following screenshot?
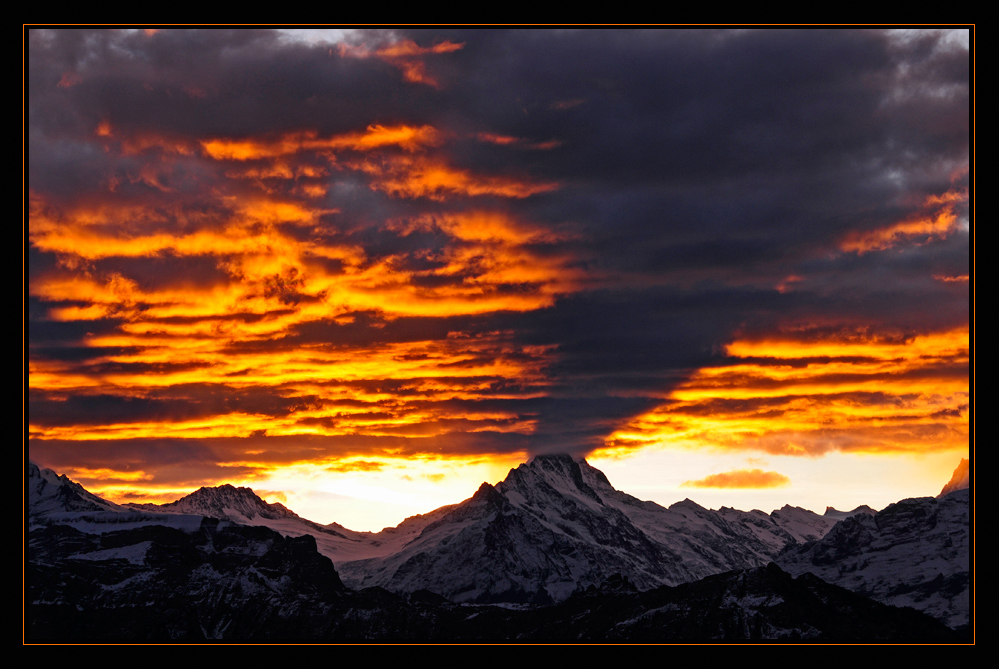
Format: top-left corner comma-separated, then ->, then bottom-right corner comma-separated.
334,454 -> 849,603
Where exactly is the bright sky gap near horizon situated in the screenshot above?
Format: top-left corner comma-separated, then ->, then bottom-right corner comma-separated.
27,28 -> 970,531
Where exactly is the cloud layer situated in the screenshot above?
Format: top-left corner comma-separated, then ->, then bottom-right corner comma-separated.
27,29 -> 970,499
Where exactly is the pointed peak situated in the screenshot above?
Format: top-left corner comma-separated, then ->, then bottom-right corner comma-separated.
471,481 -> 500,502
496,452 -> 610,507
28,461 -> 122,517
525,453 -> 584,467
669,498 -> 706,512
939,458 -> 969,498
777,504 -> 809,513
511,453 -> 588,481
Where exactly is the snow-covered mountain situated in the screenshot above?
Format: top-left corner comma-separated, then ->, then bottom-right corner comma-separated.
124,481 -> 406,563
26,457 -> 970,638
90,454 -> 854,604
777,487 -> 970,629
28,461 -> 211,534
126,484 -> 301,523
28,456 -> 852,605
28,461 -> 123,521
332,454 -> 850,603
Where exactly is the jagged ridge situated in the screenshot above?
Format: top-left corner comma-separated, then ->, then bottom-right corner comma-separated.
777,488 -> 970,629
128,484 -> 300,523
334,454 -> 849,603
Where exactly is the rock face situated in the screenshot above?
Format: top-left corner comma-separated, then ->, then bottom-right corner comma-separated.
27,515 -> 959,641
777,488 -> 970,629
939,458 -> 970,497
28,518 -> 347,640
493,563 -> 959,641
335,454 -> 846,603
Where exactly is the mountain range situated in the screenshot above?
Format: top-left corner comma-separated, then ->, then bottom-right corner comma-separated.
25,455 -> 971,641
121,455 -> 871,603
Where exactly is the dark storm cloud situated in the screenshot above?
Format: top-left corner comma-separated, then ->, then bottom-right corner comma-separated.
29,436 -> 225,476
424,29 -> 967,276
512,286 -> 759,377
28,28 -> 970,460
31,345 -> 144,363
29,431 -> 536,483
28,384 -> 323,428
436,29 -> 966,181
91,254 -> 234,293
29,28 -> 444,149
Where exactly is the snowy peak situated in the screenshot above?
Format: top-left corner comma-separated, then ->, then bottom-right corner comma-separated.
333,454 -> 855,604
502,454 -> 594,492
496,454 -> 611,513
668,498 -> 709,513
939,458 -> 969,498
136,483 -> 300,524
28,461 -> 122,520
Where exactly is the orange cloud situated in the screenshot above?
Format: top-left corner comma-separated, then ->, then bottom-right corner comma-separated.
62,467 -> 154,482
681,469 -> 790,489
28,190 -> 567,440
85,122 -> 554,208
375,40 -> 465,58
601,326 -> 969,458
351,154 -> 559,200
477,132 -> 520,145
28,96 -> 580,506
28,329 -> 551,444
201,125 -> 442,161
841,188 -> 968,253
325,460 -> 387,473
29,158 -> 580,451
337,39 -> 464,87
474,133 -> 561,150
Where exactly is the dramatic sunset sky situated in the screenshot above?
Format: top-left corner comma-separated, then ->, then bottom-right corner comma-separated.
27,28 -> 971,531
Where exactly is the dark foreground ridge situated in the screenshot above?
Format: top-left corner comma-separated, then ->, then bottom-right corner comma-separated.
27,518 -> 960,641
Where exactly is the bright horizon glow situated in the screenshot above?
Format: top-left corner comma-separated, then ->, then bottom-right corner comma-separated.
66,446 -> 969,532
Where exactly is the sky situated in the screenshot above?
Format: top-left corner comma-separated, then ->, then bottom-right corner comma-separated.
26,28 -> 971,531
